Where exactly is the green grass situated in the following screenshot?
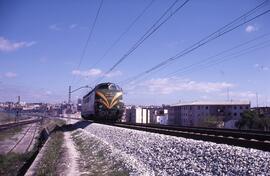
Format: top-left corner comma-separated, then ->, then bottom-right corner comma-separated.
0,117 -> 67,176
35,131 -> 65,176
0,152 -> 33,176
0,126 -> 22,141
41,118 -> 66,132
0,112 -> 16,124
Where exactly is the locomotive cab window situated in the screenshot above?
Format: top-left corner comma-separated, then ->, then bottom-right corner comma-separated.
109,84 -> 121,90
98,84 -> 109,89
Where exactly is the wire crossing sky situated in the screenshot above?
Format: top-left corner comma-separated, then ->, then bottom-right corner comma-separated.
119,0 -> 270,85
73,0 -> 156,86
0,0 -> 269,106
94,0 -> 190,84
71,0 -> 104,86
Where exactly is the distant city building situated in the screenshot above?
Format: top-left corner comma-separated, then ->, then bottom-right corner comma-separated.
125,106 -> 150,123
125,106 -> 168,124
156,109 -> 168,125
251,107 -> 270,117
168,101 -> 250,128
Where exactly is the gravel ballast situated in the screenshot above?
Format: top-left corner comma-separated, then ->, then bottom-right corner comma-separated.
79,123 -> 270,175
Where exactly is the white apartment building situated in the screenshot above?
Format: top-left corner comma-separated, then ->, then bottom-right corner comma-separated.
125,106 -> 168,124
169,101 -> 250,128
125,107 -> 151,123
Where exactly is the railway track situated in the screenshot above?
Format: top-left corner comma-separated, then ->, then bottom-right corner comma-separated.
0,118 -> 42,131
103,122 -> 270,152
7,123 -> 39,154
26,123 -> 39,152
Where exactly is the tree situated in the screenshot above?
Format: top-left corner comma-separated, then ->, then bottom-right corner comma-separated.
235,110 -> 270,131
198,116 -> 224,128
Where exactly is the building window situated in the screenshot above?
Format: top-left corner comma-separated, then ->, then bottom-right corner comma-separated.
234,106 -> 237,110
246,106 -> 249,109
240,106 -> 243,109
205,106 -> 208,110
234,113 -> 237,116
197,106 -> 200,110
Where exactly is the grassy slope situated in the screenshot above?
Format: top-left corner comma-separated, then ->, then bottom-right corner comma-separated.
0,118 -> 66,176
35,131 -> 65,176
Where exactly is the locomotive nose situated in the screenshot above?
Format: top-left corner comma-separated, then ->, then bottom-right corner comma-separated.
96,91 -> 122,109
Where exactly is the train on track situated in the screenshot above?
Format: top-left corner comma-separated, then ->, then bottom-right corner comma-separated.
81,82 -> 124,121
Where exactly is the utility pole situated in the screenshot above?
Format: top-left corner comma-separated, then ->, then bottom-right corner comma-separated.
256,92 -> 259,108
256,92 -> 260,117
68,85 -> 92,104
17,96 -> 20,104
15,96 -> 20,122
68,86 -> 71,104
227,88 -> 230,101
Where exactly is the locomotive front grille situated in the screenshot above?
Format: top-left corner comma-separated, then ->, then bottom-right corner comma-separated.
96,91 -> 122,109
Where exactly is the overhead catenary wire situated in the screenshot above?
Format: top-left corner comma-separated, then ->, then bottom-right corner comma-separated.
166,37 -> 270,78
120,32 -> 270,85
93,0 -> 190,85
74,0 -> 156,85
123,40 -> 270,95
91,0 -> 156,68
118,0 -> 270,85
71,0 -> 104,86
172,41 -> 270,78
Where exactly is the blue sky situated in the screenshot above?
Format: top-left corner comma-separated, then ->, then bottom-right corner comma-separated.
0,0 -> 269,106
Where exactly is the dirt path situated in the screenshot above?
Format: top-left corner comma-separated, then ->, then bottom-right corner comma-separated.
64,132 -> 80,176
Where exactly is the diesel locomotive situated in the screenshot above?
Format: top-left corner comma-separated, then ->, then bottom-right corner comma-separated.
81,82 -> 124,121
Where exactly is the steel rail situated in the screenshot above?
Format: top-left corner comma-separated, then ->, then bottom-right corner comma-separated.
103,122 -> 270,152
0,118 -> 42,131
26,123 -> 39,152
7,124 -> 35,154
116,122 -> 270,141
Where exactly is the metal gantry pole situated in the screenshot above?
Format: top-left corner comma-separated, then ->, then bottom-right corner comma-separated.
68,86 -> 71,104
68,85 -> 92,104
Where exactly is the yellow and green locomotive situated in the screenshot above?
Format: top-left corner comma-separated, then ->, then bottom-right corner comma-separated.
81,82 -> 124,121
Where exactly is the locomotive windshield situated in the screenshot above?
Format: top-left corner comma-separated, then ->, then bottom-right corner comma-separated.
97,83 -> 121,90
108,84 -> 122,90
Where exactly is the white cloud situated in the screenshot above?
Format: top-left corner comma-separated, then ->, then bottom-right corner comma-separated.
72,68 -> 102,77
45,90 -> 52,95
254,63 -> 260,68
127,77 -> 234,95
230,91 -> 256,98
0,83 -> 64,103
254,63 -> 269,71
263,67 -> 269,71
69,24 -> 78,29
50,23 -> 81,31
49,24 -> 61,31
0,37 -> 36,52
245,25 -> 257,33
4,72 -> 17,78
71,68 -> 122,78
105,70 -> 122,77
